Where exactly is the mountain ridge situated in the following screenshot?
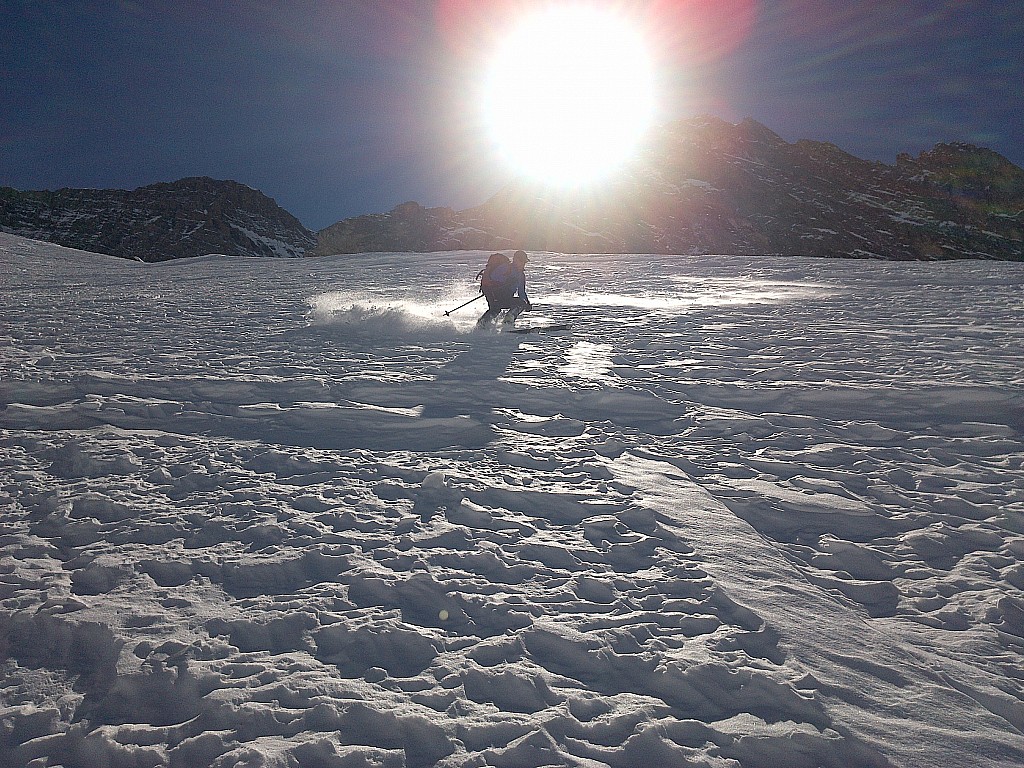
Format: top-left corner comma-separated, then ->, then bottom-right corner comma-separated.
0,176 -> 315,262
316,117 -> 1023,260
3,118 -> 1022,261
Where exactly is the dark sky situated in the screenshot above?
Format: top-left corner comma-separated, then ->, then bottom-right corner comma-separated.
2,0 -> 1021,231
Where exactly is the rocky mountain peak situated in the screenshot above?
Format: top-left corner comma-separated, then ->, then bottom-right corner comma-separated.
898,144 -> 1024,217
736,117 -> 787,144
0,177 -> 314,262
3,120 -> 1020,263
314,118 -> 1023,260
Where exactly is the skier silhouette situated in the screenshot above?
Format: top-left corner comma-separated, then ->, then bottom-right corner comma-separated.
476,250 -> 531,328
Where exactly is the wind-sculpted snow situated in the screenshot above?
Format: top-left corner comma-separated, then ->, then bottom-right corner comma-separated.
2,231 -> 1023,767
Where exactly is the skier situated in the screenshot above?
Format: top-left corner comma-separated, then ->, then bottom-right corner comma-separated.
476,250 -> 532,328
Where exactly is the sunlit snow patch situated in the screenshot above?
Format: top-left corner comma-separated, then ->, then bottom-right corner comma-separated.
560,342 -> 617,383
546,280 -> 828,312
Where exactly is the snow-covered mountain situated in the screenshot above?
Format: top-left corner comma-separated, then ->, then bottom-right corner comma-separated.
5,119 -> 1022,263
2,231 -> 1023,767
316,117 -> 1024,260
0,177 -> 315,261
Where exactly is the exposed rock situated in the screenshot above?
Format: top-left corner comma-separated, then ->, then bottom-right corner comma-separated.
316,117 -> 1024,260
0,176 -> 315,262
315,201 -> 482,256
5,119 -> 1021,262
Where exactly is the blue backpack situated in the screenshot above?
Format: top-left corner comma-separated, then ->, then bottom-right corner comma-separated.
477,253 -> 512,293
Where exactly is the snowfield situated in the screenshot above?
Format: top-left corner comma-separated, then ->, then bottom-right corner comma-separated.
2,230 -> 1023,768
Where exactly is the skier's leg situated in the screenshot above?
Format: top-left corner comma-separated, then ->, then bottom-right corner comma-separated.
501,298 -> 529,325
476,305 -> 500,328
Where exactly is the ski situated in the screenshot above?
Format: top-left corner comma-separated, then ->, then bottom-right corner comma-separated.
505,324 -> 570,334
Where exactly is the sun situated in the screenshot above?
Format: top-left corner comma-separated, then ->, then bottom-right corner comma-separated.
480,5 -> 657,187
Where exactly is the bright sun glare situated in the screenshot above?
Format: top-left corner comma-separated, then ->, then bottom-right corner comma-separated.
481,5 -> 657,187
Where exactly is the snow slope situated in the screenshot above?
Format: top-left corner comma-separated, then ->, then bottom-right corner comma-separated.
2,230 -> 1023,767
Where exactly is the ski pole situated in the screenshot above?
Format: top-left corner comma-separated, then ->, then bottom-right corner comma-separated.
444,294 -> 484,316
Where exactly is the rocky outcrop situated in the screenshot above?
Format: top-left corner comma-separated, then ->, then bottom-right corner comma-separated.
0,177 -> 315,262
5,120 -> 1021,262
314,201 -> 492,256
316,117 -> 1024,261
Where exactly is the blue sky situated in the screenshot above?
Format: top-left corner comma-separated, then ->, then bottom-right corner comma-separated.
2,0 -> 1021,230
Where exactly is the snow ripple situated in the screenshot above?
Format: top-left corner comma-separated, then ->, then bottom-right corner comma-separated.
2,234 -> 1024,767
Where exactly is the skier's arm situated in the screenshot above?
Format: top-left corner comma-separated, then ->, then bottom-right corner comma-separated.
517,273 -> 530,304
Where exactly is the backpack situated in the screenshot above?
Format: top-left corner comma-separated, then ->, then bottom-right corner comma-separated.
477,253 -> 512,293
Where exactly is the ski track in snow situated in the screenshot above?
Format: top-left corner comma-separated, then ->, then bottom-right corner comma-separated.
2,230 -> 1024,767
